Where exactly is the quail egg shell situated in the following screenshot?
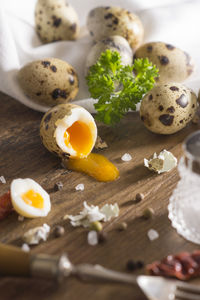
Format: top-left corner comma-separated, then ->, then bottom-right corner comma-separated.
134,42 -> 194,82
85,35 -> 133,74
87,6 -> 144,50
11,178 -> 51,218
140,83 -> 197,134
35,0 -> 80,43
40,104 -> 97,159
18,58 -> 79,107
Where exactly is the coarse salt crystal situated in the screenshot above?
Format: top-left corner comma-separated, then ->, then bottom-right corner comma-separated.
0,176 -> 6,184
75,183 -> 84,191
121,153 -> 132,162
21,243 -> 30,252
87,231 -> 98,246
147,229 -> 159,241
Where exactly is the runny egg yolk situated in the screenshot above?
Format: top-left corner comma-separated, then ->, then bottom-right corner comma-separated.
64,121 -> 93,157
21,189 -> 44,209
67,153 -> 119,182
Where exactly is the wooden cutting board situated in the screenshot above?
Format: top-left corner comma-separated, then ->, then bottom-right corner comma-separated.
0,91 -> 200,300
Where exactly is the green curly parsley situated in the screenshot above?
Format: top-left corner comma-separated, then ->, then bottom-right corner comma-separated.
86,49 -> 159,126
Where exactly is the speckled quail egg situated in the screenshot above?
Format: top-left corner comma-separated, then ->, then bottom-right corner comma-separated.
11,178 -> 51,218
35,0 -> 80,43
18,58 -> 79,107
87,6 -> 144,51
40,104 -> 97,159
134,42 -> 194,83
140,83 -> 197,134
85,35 -> 133,74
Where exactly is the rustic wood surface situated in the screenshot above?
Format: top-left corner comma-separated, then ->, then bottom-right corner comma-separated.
0,92 -> 200,300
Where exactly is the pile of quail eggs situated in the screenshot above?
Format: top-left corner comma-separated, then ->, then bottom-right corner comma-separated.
18,0 -> 197,135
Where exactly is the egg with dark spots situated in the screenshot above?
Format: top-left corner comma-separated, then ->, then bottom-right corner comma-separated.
40,104 -> 97,158
18,58 -> 79,107
87,6 -> 144,50
85,35 -> 133,74
135,42 -> 194,82
140,83 -> 197,134
35,0 -> 80,43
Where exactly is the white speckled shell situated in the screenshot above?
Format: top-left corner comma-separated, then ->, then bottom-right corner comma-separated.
87,6 -> 144,51
85,35 -> 133,74
35,0 -> 80,43
18,58 -> 79,107
140,83 -> 197,135
40,104 -> 77,158
135,42 -> 194,83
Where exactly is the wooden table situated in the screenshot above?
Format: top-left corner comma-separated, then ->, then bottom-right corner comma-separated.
1,91 -> 200,300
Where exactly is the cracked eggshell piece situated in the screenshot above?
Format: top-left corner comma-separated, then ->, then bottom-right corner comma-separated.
144,150 -> 177,174
134,42 -> 194,83
10,178 -> 51,218
85,35 -> 133,74
140,83 -> 197,134
87,6 -> 144,51
35,0 -> 80,43
23,224 -> 50,245
68,201 -> 119,228
18,58 -> 79,107
40,104 -> 97,159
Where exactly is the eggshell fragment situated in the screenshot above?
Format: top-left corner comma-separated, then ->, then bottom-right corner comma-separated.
140,83 -> 197,134
23,224 -> 50,245
87,6 -> 144,50
135,42 -> 194,83
144,150 -> 177,174
35,0 -> 80,43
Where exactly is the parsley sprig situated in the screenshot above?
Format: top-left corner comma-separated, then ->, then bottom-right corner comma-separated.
86,49 -> 159,125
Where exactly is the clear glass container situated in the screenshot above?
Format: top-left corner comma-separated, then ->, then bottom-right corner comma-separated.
168,130 -> 200,244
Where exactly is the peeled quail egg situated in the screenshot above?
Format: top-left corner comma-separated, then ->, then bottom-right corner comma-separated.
40,104 -> 97,159
10,178 -> 51,218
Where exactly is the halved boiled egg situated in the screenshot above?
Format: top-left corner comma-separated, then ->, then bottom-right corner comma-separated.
40,104 -> 97,159
10,178 -> 51,218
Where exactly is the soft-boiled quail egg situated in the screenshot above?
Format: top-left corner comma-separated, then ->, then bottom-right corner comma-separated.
40,104 -> 97,159
40,104 -> 119,182
10,178 -> 51,218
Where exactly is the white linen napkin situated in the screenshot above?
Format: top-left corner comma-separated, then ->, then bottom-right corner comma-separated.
0,0 -> 199,113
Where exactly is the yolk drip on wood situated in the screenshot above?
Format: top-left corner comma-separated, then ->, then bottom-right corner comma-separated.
67,153 -> 119,182
21,190 -> 44,209
64,121 -> 93,157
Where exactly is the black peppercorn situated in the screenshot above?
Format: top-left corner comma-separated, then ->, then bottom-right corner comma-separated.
54,225 -> 65,237
126,260 -> 136,271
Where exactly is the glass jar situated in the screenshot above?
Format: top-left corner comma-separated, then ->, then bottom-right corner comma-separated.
168,130 -> 200,244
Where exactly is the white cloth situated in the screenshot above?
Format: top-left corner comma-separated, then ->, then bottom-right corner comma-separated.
0,0 -> 199,113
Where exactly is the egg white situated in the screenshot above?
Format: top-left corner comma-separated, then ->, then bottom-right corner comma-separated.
10,178 -> 51,218
54,106 -> 97,158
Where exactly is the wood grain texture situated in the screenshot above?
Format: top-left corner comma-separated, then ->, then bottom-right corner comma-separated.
0,92 -> 200,300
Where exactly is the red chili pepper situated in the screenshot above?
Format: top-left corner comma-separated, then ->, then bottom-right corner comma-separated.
0,191 -> 13,220
147,251 -> 200,280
